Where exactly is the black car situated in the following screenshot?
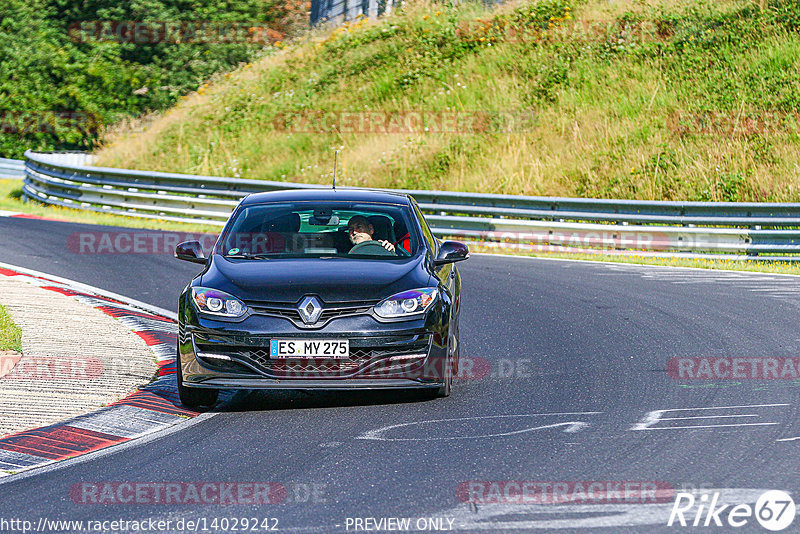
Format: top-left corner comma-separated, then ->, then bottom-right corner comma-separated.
174,188 -> 468,407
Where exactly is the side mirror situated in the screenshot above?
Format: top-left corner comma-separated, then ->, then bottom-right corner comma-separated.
175,241 -> 207,264
434,241 -> 469,265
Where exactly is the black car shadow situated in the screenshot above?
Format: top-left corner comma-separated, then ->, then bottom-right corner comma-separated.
215,387 -> 439,412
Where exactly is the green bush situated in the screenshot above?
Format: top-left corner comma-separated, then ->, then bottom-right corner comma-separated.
0,0 -> 306,158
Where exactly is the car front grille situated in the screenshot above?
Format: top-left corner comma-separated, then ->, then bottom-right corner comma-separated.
246,299 -> 377,328
194,333 -> 430,379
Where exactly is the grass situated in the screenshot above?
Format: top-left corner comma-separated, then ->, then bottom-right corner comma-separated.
92,0 -> 800,202
0,179 -> 219,233
0,304 -> 22,352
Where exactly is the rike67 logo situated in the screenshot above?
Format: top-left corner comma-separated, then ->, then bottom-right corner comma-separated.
668,490 -> 796,531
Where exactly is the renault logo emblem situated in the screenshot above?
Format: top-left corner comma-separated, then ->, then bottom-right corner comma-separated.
298,296 -> 323,324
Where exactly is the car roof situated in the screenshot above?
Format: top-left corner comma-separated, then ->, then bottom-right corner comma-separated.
240,188 -> 413,206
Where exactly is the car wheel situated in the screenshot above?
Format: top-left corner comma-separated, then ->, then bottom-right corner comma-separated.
176,343 -> 218,408
435,354 -> 452,398
435,326 -> 455,398
451,314 -> 460,376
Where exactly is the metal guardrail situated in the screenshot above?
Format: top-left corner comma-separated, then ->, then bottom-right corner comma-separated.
21,150 -> 800,258
0,158 -> 25,179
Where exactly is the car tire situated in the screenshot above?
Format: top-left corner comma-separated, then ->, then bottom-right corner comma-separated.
436,310 -> 461,397
176,344 -> 218,408
451,315 -> 460,376
435,354 -> 452,398
435,326 -> 455,398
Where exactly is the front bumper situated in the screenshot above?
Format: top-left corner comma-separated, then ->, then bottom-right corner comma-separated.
186,378 -> 441,390
179,314 -> 449,390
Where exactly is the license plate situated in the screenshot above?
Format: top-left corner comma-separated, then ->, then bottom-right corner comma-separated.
269,339 -> 350,359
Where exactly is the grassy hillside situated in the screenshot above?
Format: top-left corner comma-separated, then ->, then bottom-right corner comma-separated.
95,0 -> 800,202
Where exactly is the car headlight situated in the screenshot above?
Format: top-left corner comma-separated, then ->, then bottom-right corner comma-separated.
191,287 -> 247,317
374,288 -> 438,318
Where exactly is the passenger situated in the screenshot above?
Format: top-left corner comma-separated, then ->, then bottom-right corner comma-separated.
347,215 -> 396,254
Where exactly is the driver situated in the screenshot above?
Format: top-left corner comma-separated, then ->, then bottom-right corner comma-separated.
347,215 -> 396,254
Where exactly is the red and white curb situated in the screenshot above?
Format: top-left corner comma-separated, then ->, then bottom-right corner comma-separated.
0,210 -> 65,222
0,263 -> 206,477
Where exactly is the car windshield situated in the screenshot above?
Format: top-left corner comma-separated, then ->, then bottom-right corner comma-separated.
216,201 -> 420,259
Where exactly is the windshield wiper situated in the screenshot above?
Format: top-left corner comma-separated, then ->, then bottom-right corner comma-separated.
224,253 -> 272,260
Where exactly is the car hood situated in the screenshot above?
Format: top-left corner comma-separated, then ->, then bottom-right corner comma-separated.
199,255 -> 432,303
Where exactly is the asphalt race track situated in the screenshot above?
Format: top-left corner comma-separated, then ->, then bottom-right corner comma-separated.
1,216 -> 799,532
